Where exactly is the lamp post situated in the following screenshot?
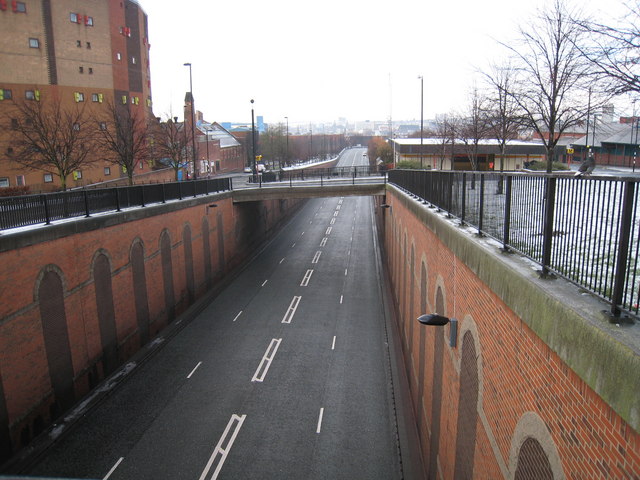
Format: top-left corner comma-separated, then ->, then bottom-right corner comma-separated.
251,99 -> 257,174
418,75 -> 424,169
204,125 -> 212,176
184,62 -> 197,180
285,116 -> 289,167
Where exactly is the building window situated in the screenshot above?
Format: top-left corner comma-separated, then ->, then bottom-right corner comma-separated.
86,41 -> 91,49
131,57 -> 136,65
25,90 -> 35,100
6,147 -> 13,155
99,122 -> 107,131
73,123 -> 80,131
74,92 -> 85,102
91,93 -> 99,102
44,173 -> 53,183
85,16 -> 93,26
88,67 -> 93,74
104,167 -> 111,176
73,171 -> 82,180
29,38 -> 40,48
16,175 -> 25,186
0,178 -> 9,188
0,89 -> 12,101
11,118 -> 18,130
70,12 -> 79,23
14,2 -> 26,13
76,40 -> 82,47
116,52 -> 122,61
79,66 -> 84,74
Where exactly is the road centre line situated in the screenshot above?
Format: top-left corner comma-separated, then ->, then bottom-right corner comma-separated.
291,242 -> 296,248
330,218 -> 336,225
333,211 -> 339,217
326,227 -> 332,235
345,269 -> 348,276
301,269 -> 314,287
232,311 -> 242,322
312,251 -> 322,264
332,336 -> 336,350
336,205 -> 341,210
198,414 -> 246,480
320,238 -> 328,247
103,457 -> 124,480
282,296 -> 302,324
316,408 -> 324,434
340,295 -> 343,304
252,338 -> 282,382
301,231 -> 305,236
187,361 -> 203,379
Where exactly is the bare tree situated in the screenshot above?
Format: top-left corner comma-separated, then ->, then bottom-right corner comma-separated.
574,0 -> 639,97
152,115 -> 192,181
483,63 -> 523,184
504,0 -> 595,172
6,96 -> 96,190
458,87 -> 491,171
96,102 -> 150,185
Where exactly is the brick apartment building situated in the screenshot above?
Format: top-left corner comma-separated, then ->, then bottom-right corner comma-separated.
0,0 -> 154,191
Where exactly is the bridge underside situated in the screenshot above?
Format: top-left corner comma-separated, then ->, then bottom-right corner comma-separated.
232,183 -> 386,202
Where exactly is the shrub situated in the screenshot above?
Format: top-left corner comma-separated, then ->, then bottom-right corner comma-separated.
0,185 -> 31,197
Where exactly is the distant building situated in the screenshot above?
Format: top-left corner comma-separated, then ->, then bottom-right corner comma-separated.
0,0 -> 154,191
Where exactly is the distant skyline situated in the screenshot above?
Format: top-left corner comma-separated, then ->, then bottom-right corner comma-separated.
140,0 -> 631,127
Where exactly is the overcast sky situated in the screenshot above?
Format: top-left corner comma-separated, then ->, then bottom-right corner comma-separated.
140,0 -> 628,127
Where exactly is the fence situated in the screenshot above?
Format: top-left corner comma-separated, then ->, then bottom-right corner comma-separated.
249,165 -> 382,186
0,177 -> 231,232
388,169 -> 640,318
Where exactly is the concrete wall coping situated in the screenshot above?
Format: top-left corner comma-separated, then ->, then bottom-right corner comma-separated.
388,184 -> 640,432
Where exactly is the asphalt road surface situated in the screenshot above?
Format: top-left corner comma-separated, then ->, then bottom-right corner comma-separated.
26,194 -> 402,480
336,147 -> 369,168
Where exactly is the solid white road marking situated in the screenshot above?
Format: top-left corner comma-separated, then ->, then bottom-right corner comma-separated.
292,242 -> 296,248
302,231 -> 305,236
198,414 -> 246,480
316,408 -> 324,433
332,336 -> 336,350
340,295 -> 343,304
262,280 -> 268,287
301,269 -> 314,287
345,268 -> 348,276
232,311 -> 243,322
187,361 -> 203,379
282,296 -> 302,324
312,251 -> 322,264
103,457 -> 124,480
280,258 -> 285,264
320,237 -> 328,247
252,339 -> 282,382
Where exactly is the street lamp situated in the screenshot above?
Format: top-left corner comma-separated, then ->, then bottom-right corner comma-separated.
184,62 -> 197,180
251,99 -> 257,174
285,116 -> 289,167
418,75 -> 424,169
417,314 -> 458,348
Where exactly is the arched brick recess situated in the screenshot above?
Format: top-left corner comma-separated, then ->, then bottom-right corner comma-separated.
37,267 -> 75,419
202,217 -> 212,289
160,230 -> 175,321
93,252 -> 118,376
428,284 -> 446,479
130,239 -> 150,346
183,223 -> 195,304
509,412 -> 565,480
216,212 -> 225,274
401,231 -> 408,338
417,258 -> 428,440
454,330 -> 480,479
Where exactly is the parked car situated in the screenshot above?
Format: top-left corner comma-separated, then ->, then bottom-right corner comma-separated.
243,166 -> 252,173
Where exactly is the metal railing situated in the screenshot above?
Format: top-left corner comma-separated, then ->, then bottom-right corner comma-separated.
248,166 -> 384,187
0,177 -> 231,232
389,169 -> 640,318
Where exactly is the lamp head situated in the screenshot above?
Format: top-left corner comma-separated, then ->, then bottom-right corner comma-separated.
417,314 -> 450,326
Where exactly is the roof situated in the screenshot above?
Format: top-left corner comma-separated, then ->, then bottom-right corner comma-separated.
392,138 -> 546,147
197,122 -> 241,148
568,123 -> 637,147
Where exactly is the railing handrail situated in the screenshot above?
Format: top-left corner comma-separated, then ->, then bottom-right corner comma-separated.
388,169 -> 640,319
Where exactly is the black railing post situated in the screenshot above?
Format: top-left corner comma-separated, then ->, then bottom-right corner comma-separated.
42,194 -> 51,224
541,176 -> 557,276
611,180 -> 635,317
161,183 -> 166,204
178,182 -> 183,200
83,190 -> 90,217
141,185 -> 146,207
478,174 -> 485,235
502,175 -> 513,251
115,188 -> 121,212
461,173 -> 467,225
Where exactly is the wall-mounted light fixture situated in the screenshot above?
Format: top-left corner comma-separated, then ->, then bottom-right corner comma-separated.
417,314 -> 458,348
